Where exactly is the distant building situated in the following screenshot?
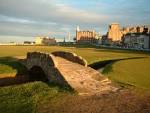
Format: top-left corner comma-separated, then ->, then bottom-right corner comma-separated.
122,33 -> 150,49
76,26 -> 97,44
108,23 -> 123,41
35,37 -> 43,45
107,23 -> 150,42
35,37 -> 57,45
122,26 -> 150,34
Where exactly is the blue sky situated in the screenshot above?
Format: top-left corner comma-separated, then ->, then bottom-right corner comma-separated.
0,0 -> 150,42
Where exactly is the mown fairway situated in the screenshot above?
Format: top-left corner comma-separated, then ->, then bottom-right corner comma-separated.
0,45 -> 150,113
0,45 -> 149,63
103,57 -> 150,89
0,45 -> 150,87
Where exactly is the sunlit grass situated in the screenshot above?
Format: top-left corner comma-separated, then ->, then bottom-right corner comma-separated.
0,57 -> 27,78
104,57 -> 150,90
0,45 -> 148,64
0,45 -> 150,113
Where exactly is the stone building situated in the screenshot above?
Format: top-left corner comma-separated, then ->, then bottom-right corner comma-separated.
122,33 -> 150,49
108,23 -> 123,41
107,23 -> 150,42
76,26 -> 97,44
35,37 -> 57,45
122,26 -> 149,34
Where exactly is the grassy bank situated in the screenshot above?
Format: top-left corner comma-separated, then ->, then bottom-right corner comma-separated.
103,57 -> 150,90
0,81 -> 73,113
0,57 -> 27,78
0,81 -> 149,113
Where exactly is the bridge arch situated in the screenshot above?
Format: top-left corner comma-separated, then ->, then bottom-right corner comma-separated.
23,52 -> 70,86
28,65 -> 48,82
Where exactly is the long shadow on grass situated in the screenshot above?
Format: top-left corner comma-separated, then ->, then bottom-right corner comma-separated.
89,56 -> 147,71
89,57 -> 147,88
0,57 -> 29,86
0,56 -> 49,87
0,57 -> 74,92
0,57 -> 28,75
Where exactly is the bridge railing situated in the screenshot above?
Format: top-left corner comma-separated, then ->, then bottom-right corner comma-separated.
52,51 -> 87,67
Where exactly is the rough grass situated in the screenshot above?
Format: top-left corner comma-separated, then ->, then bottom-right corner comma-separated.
0,81 -> 73,113
0,81 -> 150,113
39,89 -> 150,113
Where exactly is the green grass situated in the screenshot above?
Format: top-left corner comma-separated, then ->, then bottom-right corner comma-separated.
0,45 -> 144,75
0,64 -> 17,74
0,46 -> 149,87
0,46 -> 149,88
0,57 -> 27,77
0,45 -> 148,64
103,57 -> 150,90
0,45 -> 150,113
0,81 -> 72,113
0,45 -> 148,76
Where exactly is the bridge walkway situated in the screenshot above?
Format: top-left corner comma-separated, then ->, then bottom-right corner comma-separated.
55,56 -> 117,95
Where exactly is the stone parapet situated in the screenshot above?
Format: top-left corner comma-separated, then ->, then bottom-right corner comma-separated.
52,51 -> 87,67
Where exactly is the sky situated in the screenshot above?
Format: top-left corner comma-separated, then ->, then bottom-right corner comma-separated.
0,0 -> 150,43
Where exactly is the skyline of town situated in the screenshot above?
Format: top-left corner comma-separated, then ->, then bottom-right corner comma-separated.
0,0 -> 150,43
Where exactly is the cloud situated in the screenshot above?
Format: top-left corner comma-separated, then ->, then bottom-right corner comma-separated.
0,0 -> 108,25
0,0 -> 150,42
0,18 -> 71,37
0,0 -> 109,42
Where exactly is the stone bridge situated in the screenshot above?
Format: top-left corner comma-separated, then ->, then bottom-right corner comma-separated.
23,51 -> 117,95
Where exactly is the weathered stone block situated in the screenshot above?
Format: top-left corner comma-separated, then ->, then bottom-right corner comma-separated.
52,51 -> 87,66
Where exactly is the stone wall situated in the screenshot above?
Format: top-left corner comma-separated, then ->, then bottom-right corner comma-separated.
23,52 -> 69,86
26,52 -> 57,67
52,51 -> 87,67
